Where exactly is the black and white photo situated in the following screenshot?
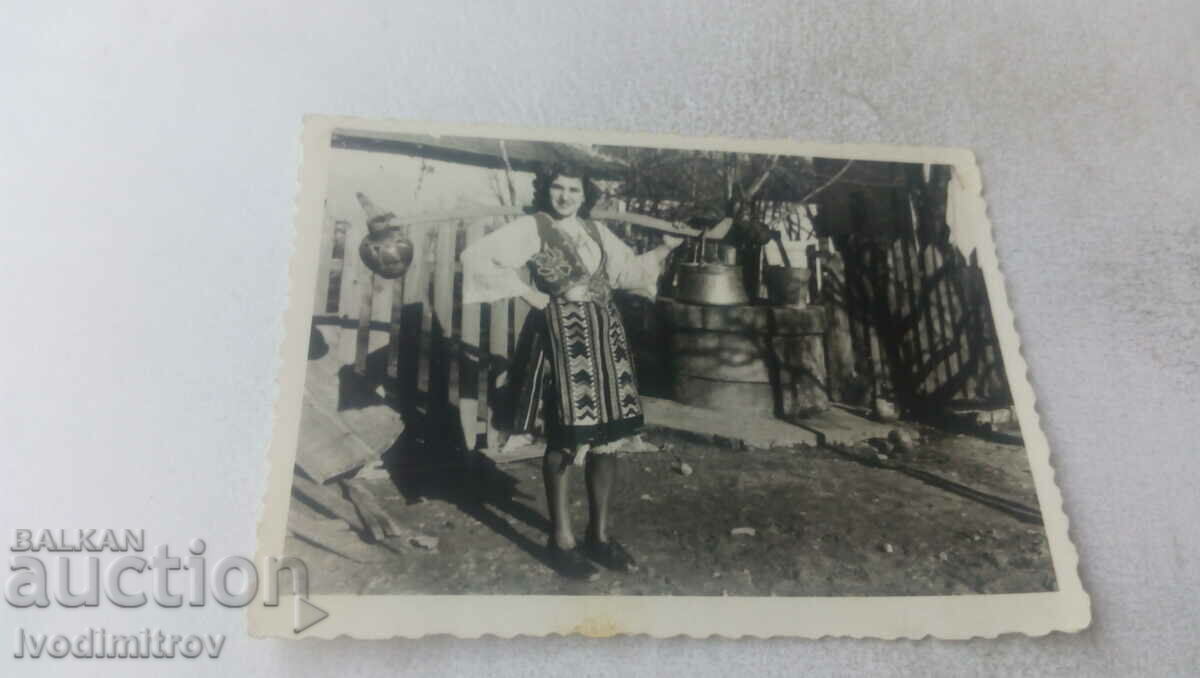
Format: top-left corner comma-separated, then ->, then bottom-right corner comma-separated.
252,117 -> 1088,639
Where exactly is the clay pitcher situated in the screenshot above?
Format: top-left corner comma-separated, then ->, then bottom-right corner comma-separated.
359,226 -> 414,279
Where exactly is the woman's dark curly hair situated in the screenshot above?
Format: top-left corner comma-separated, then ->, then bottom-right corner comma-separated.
531,161 -> 602,218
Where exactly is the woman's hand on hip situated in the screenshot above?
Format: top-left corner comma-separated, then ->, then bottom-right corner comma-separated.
522,290 -> 551,310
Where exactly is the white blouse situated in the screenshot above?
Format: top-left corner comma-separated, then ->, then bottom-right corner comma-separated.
461,215 -> 667,305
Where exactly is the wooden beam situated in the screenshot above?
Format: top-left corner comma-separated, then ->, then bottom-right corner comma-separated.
354,200 -> 704,237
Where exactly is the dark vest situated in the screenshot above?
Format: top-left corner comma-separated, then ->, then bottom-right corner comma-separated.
527,212 -> 612,304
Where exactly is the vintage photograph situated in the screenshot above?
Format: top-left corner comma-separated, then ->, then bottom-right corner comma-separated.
252,118 -> 1087,639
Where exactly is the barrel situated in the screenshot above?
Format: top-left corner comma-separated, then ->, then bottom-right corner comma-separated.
659,299 -> 830,419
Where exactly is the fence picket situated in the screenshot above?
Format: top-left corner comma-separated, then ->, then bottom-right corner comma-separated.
431,221 -> 458,439
929,246 -> 962,397
314,215 -> 337,316
338,218 -> 369,368
459,222 -> 485,449
387,277 -> 405,381
354,272 -> 375,375
487,294 -> 511,451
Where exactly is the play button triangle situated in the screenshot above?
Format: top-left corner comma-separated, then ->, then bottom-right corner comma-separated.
293,597 -> 329,634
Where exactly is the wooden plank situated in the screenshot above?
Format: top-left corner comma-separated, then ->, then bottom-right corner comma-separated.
387,277 -> 405,380
902,189 -> 941,398
325,219 -> 351,316
416,229 -> 436,402
919,242 -> 951,393
293,391 -> 376,484
459,222 -> 485,449
313,215 -> 338,316
943,256 -> 974,400
960,265 -> 983,402
881,240 -> 901,392
303,358 -> 404,461
892,189 -> 925,397
893,236 -> 914,392
400,223 -> 432,408
487,295 -> 511,451
448,232 -> 463,436
430,222 -> 458,434
323,222 -> 352,356
929,246 -> 961,393
369,272 -> 394,355
354,271 -> 376,375
868,318 -> 885,401
374,204 -> 703,237
338,217 -> 370,368
896,235 -> 929,398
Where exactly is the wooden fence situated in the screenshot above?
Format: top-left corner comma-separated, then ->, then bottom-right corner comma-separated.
306,208 -> 689,467
310,213 -> 526,458
814,164 -> 1010,415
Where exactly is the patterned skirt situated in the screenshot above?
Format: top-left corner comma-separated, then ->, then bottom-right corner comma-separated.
511,298 -> 644,451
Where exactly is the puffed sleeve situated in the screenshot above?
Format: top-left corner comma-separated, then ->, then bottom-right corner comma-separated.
598,224 -> 670,299
460,216 -> 541,305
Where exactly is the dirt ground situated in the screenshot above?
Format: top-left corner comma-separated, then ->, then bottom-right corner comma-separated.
286,426 -> 1057,597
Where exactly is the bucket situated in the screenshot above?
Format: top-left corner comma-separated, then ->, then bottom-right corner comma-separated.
765,266 -> 811,306
763,232 -> 810,306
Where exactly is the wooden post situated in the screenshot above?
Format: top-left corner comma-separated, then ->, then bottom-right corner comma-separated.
431,221 -> 458,440
387,277 -> 405,381
399,223 -> 432,409
918,239 -> 950,394
487,294 -> 511,451
354,273 -> 376,376
338,218 -> 370,368
820,238 -> 858,404
459,222 -> 485,450
929,245 -> 961,397
313,216 -> 338,317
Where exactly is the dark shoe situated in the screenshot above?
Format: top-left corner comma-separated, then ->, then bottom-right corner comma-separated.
547,542 -> 601,581
583,537 -> 639,574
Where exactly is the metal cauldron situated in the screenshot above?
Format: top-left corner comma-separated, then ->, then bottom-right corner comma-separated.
671,231 -> 750,306
672,262 -> 750,306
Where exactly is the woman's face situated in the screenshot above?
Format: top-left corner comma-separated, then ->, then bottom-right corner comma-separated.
547,175 -> 584,219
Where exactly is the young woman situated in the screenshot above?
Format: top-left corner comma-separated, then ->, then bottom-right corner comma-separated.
461,162 -> 682,579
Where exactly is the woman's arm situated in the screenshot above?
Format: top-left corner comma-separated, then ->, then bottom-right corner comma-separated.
460,216 -> 549,309
600,226 -> 684,298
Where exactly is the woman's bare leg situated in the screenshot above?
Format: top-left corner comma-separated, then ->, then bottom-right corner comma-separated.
585,453 -> 617,543
543,449 -> 574,549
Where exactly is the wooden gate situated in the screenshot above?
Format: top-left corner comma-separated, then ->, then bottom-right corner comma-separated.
813,164 -> 1011,415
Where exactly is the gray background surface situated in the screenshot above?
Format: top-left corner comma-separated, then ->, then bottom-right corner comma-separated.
1,1 -> 1196,675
